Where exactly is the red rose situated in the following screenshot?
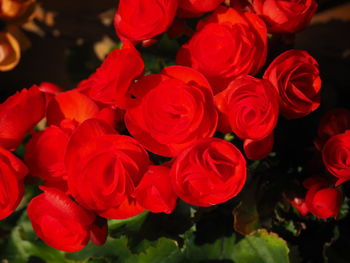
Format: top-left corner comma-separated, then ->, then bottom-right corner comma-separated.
27,187 -> 96,252
315,108 -> 350,150
264,50 -> 321,119
215,76 -> 279,140
244,133 -> 274,160
125,65 -> 218,157
322,130 -> 350,186
178,0 -> 224,17
114,0 -> 177,43
0,147 -> 27,219
133,165 -> 177,214
177,6 -> 267,93
0,85 -> 45,149
77,41 -> 144,109
170,138 -> 246,207
252,0 -> 318,34
303,178 -> 343,219
65,119 -> 150,218
24,125 -> 72,183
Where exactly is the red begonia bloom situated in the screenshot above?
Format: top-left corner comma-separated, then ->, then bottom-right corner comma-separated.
215,76 -> 279,140
77,41 -> 144,109
171,138 -> 246,206
27,187 -> 96,252
0,85 -> 45,149
178,0 -> 224,17
134,165 -> 177,214
66,119 -> 150,218
264,50 -> 321,119
25,125 -> 73,183
244,133 -> 274,160
304,178 -> 343,219
125,65 -> 218,157
290,197 -> 309,216
0,147 -> 27,219
251,0 -> 318,34
322,130 -> 350,186
315,108 -> 350,150
114,0 -> 177,43
177,6 -> 267,93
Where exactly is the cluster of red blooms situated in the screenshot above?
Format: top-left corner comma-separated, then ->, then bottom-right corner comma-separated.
291,108 -> 350,219
0,0 -> 347,253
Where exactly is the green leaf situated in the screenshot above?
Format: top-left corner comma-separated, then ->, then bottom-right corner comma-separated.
66,236 -> 132,263
248,161 -> 260,171
69,236 -> 182,263
125,238 -> 182,263
156,34 -> 180,54
224,133 -> 234,142
233,201 -> 260,236
233,178 -> 261,235
108,42 -> 123,53
231,229 -> 290,263
183,233 -> 236,262
142,53 -> 163,74
16,183 -> 42,212
108,211 -> 149,232
281,221 -> 298,237
338,197 -> 349,220
185,236 -> 235,262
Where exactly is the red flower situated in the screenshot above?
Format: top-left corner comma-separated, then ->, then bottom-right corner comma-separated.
114,0 -> 177,43
303,178 -> 343,219
322,130 -> 350,186
290,197 -> 309,217
315,108 -> 350,150
177,6 -> 267,93
100,197 -> 145,220
90,217 -> 108,246
244,133 -> 274,160
27,187 -> 96,252
215,76 -> 279,140
264,50 -> 321,119
178,0 -> 224,17
24,125 -> 73,183
46,90 -> 99,126
251,0 -> 318,34
77,41 -> 144,109
125,65 -> 218,157
134,165 -> 177,214
170,138 -> 246,207
65,119 -> 150,218
38,82 -> 63,112
38,82 -> 62,96
94,106 -> 126,132
0,147 -> 27,219
46,90 -> 121,128
0,85 -> 45,149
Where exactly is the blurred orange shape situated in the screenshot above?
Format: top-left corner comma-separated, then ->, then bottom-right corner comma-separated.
0,32 -> 20,71
0,0 -> 36,24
